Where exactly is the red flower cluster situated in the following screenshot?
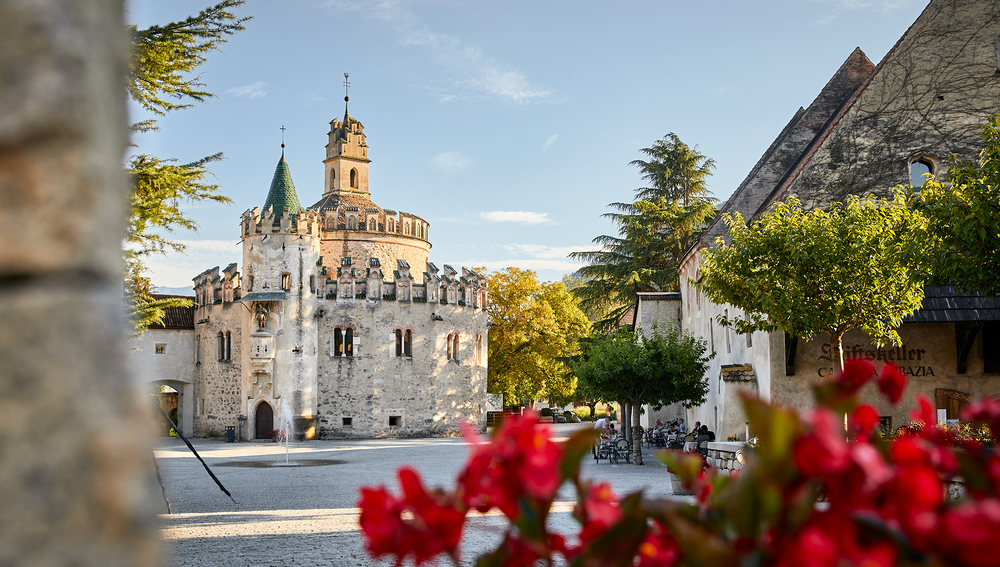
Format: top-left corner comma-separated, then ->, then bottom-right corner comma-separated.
457,411 -> 562,518
357,467 -> 465,566
359,362 -> 1000,566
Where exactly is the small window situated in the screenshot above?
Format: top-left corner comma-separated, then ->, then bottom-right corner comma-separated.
404,329 -> 412,357
330,170 -> 336,189
724,310 -> 731,354
348,216 -> 357,230
217,331 -> 225,361
389,415 -> 402,427
388,219 -> 395,232
369,218 -> 376,231
345,327 -> 354,357
342,417 -> 353,427
910,158 -> 933,188
984,323 -> 1000,373
452,334 -> 460,361
709,320 -> 715,354
334,328 -> 344,357
155,344 -> 166,354
225,331 -> 232,361
350,168 -> 358,188
281,273 -> 291,291
248,275 -> 254,292
746,331 -> 752,348
395,329 -> 403,357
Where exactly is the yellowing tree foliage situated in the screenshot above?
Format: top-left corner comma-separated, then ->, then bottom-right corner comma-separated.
487,268 -> 591,405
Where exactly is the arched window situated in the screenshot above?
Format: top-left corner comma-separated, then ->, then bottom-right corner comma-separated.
909,157 -> 934,188
330,170 -> 336,189
345,327 -> 353,357
225,331 -> 232,361
395,329 -> 403,357
476,333 -> 483,364
404,222 -> 410,235
348,216 -> 357,230
369,218 -> 376,231
447,334 -> 453,360
388,218 -> 395,232
334,328 -> 344,357
404,329 -> 413,357
281,273 -> 291,290
350,168 -> 358,188
452,333 -> 460,362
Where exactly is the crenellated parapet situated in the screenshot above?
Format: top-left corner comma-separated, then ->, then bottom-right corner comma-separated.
241,205 -> 322,238
323,258 -> 486,308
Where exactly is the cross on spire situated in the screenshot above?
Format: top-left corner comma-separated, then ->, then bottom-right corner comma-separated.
343,73 -> 350,103
280,124 -> 286,154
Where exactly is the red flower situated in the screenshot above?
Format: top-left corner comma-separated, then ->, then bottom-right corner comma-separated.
909,394 -> 937,428
457,411 -> 562,520
357,467 -> 465,565
839,358 -> 876,393
794,408 -> 850,477
877,362 -> 907,404
777,525 -> 838,567
635,520 -> 682,567
850,404 -> 880,437
576,482 -> 622,546
941,499 -> 1000,567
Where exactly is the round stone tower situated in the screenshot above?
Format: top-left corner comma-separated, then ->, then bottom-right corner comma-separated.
240,153 -> 323,438
310,103 -> 432,281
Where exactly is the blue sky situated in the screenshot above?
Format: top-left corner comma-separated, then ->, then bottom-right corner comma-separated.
127,0 -> 928,290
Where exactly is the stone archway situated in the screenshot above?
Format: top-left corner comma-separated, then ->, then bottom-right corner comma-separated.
255,402 -> 273,440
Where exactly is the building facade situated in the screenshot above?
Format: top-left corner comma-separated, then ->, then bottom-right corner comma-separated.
183,107 -> 488,440
643,0 -> 1000,439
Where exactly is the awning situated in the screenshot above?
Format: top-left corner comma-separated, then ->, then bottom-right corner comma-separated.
235,291 -> 287,303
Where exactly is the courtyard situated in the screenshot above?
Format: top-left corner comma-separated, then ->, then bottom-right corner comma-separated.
155,423 -> 689,566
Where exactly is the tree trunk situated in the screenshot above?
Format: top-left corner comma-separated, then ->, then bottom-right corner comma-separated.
829,331 -> 845,374
623,403 -> 632,444
632,403 -> 644,465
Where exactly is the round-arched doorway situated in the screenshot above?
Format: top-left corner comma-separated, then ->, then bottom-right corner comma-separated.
255,402 -> 273,440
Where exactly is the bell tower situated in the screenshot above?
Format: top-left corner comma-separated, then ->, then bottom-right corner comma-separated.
323,73 -> 370,196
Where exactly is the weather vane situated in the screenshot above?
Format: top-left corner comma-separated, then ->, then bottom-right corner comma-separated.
344,73 -> 350,102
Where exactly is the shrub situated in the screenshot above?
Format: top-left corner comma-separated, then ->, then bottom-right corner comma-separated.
539,407 -> 553,417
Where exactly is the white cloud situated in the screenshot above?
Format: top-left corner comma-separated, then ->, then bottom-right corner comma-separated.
432,151 -> 473,173
502,243 -> 591,259
318,0 -> 552,104
464,68 -> 552,103
226,81 -> 268,99
480,211 -> 551,224
542,134 -> 559,150
471,258 -> 585,273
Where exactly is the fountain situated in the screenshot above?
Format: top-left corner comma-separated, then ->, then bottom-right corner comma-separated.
276,399 -> 295,466
217,399 -> 343,469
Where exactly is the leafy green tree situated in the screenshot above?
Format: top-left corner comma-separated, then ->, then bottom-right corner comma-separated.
571,134 -> 717,331
487,268 -> 591,406
572,325 -> 712,465
915,115 -> 1000,296
698,193 -> 928,373
126,1 -> 249,335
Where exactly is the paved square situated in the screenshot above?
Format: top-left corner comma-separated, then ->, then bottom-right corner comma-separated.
155,423 -> 689,566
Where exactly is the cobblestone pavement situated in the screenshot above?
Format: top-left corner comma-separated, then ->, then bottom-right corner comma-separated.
155,424 -> 691,566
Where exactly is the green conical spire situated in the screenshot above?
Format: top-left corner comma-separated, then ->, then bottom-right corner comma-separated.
262,152 -> 302,215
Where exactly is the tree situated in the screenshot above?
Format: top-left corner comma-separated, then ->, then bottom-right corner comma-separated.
125,1 -> 249,335
572,325 -> 712,464
698,193 -> 928,373
571,134 -> 717,331
915,115 -> 1000,296
487,268 -> 591,406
